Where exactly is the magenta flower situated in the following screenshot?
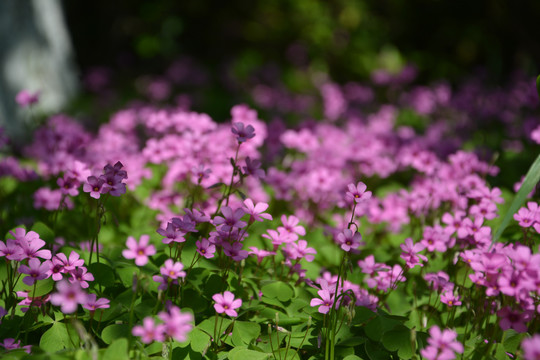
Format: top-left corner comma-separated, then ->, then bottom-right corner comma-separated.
420,326 -> 463,360
158,306 -> 194,342
50,280 -> 88,314
0,239 -> 25,261
345,182 -> 372,203
248,247 -> 275,263
9,228 -> 51,260
231,122 -> 255,143
83,294 -> 110,311
277,215 -> 306,242
243,157 -> 265,178
122,235 -> 156,266
497,307 -> 531,333
213,291 -> 242,317
243,199 -> 272,222
18,258 -> 51,286
284,240 -> 317,262
132,317 -> 165,344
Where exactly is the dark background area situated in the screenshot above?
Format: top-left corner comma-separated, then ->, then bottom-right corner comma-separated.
62,0 -> 540,82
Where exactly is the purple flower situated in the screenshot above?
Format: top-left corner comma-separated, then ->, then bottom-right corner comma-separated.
157,222 -> 185,244
18,258 -> 51,286
243,157 -> 265,178
231,122 -> 255,143
0,239 -> 25,261
196,238 -> 216,259
222,242 -> 249,261
122,235 -> 156,266
68,267 -> 94,288
83,176 -> 107,199
248,247 -> 275,263
336,229 -> 363,252
50,280 -> 88,314
213,207 -> 247,231
440,290 -> 462,307
213,291 -> 242,317
10,228 -> 51,260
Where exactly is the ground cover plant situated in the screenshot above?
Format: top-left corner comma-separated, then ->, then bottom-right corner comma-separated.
1,71 -> 540,360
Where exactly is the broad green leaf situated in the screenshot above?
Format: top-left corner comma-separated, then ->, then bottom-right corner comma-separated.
364,315 -> 400,341
189,328 -> 211,353
232,321 -> 261,346
88,262 -> 116,287
31,222 -> 55,244
101,324 -> 130,345
381,325 -> 413,358
502,329 -> 527,353
492,153 -> 540,246
261,281 -> 295,302
14,277 -> 54,297
102,338 -> 128,360
40,322 -> 80,352
343,356 -> 363,360
229,349 -> 271,360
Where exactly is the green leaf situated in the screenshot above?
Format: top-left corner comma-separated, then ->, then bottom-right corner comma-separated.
232,321 -> 261,346
101,324 -> 130,345
492,153 -> 540,246
261,281 -> 295,302
502,329 -> 527,353
40,322 -> 80,352
364,315 -> 399,341
88,263 -> 116,287
343,356 -> 363,360
31,222 -> 55,243
14,277 -> 54,297
536,74 -> 540,99
102,338 -> 128,360
381,325 -> 413,358
229,349 -> 271,360
189,328 -> 211,353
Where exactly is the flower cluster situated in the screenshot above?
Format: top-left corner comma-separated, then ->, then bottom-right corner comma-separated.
132,306 -> 193,343
83,161 -> 128,199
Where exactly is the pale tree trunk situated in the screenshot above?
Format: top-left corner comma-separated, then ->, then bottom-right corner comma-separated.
0,0 -> 78,143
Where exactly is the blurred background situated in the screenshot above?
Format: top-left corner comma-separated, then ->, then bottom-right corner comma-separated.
1,0 -> 540,138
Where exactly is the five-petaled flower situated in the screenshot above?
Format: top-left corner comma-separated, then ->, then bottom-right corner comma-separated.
122,235 -> 156,266
213,291 -> 242,317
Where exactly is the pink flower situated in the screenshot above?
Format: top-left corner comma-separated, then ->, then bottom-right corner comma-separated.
122,235 -> 156,266
213,291 -> 242,317
345,182 -> 372,203
440,290 -> 462,307
420,326 -> 463,360
132,317 -> 165,344
522,334 -> 540,360
310,289 -> 334,314
400,238 -> 428,268
277,215 -> 306,242
158,306 -> 194,342
15,90 -> 39,107
222,242 -> 249,261
50,281 -> 88,314
160,259 -> 186,280
248,247 -> 275,263
231,122 -> 255,143
243,199 -> 272,222
83,294 -> 110,311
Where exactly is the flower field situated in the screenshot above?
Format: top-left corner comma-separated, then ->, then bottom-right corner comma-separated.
1,69 -> 540,360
